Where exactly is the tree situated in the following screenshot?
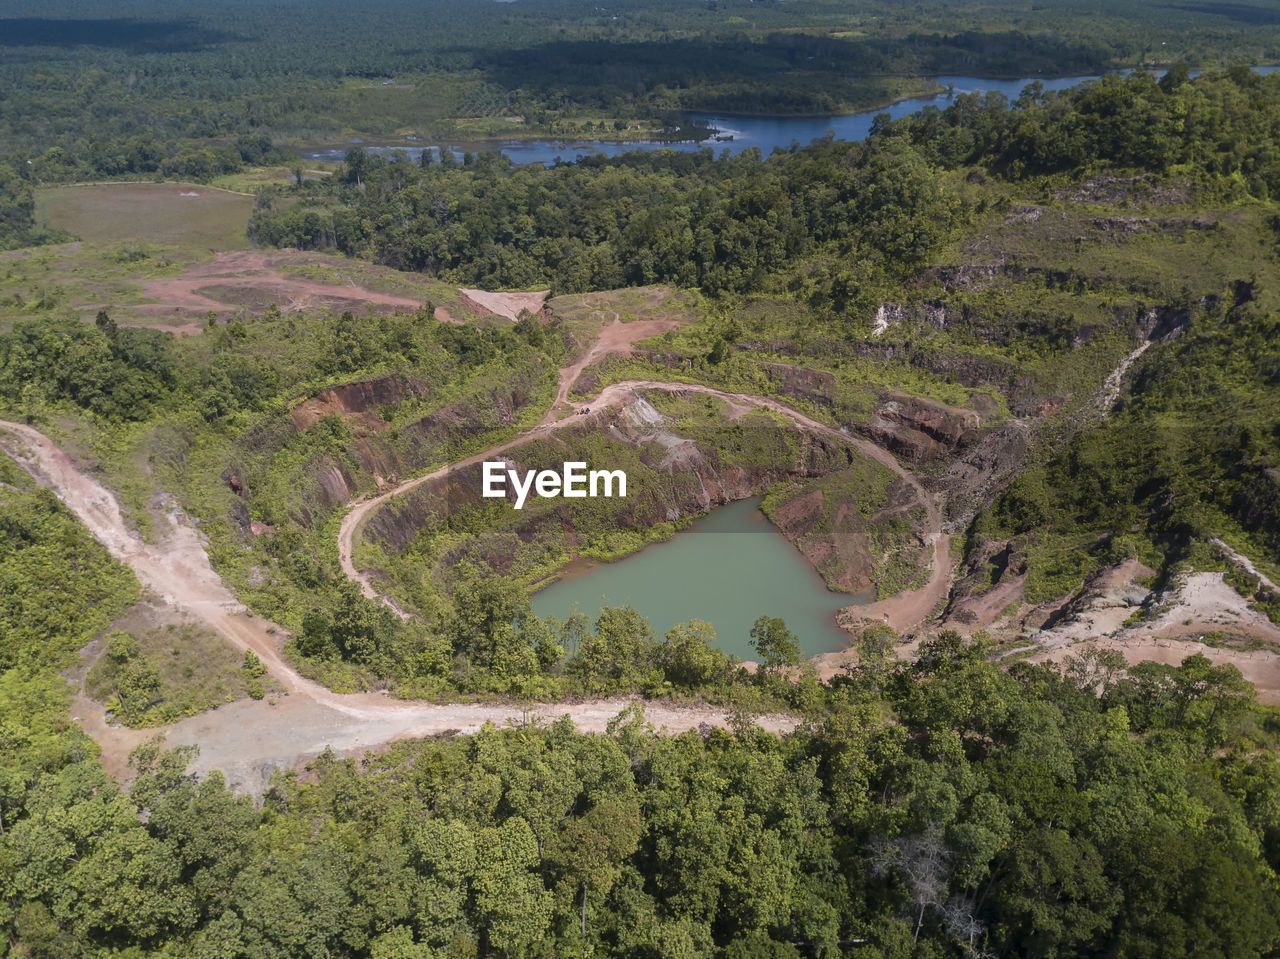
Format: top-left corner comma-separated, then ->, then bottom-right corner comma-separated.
570,605 -> 654,692
658,620 -> 731,688
548,797 -> 642,935
749,616 -> 800,673
472,818 -> 552,957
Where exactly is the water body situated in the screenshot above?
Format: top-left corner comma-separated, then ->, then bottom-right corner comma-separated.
530,498 -> 867,660
306,67 -> 1277,167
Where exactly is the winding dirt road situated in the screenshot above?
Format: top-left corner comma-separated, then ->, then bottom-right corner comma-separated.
0,420 -> 797,794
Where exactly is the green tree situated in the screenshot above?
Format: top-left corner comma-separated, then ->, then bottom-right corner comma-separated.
749,616 -> 800,672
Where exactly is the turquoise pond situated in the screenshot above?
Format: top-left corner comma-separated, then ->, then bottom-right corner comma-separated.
530,498 -> 869,660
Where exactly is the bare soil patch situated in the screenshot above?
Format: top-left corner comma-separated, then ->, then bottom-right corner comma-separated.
459,288 -> 549,321
135,250 -> 430,322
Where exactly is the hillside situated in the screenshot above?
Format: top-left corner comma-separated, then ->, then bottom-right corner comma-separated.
2,40 -> 1280,959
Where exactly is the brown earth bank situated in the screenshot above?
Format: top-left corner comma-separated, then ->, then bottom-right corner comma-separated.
458,288 -> 550,321
357,389 -> 906,602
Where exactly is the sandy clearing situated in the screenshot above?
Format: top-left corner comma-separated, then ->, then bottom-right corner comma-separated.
459,288 -> 550,321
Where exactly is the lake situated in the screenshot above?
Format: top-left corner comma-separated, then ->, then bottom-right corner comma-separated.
305,68 -> 1277,167
530,498 -> 868,661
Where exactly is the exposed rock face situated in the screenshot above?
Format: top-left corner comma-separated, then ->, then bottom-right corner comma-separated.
227,373 -> 542,531
936,423 -> 1031,531
315,461 -> 355,510
1035,558 -> 1156,638
760,362 -> 836,408
856,392 -> 983,464
360,393 -> 902,598
943,538 -> 1028,628
290,374 -> 431,431
872,301 -> 954,336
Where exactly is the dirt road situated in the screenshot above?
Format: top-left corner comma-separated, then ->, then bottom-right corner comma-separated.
0,420 -> 796,794
137,250 -> 430,320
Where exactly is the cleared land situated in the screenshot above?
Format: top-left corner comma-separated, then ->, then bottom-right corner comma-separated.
35,183 -> 254,250
0,244 -> 511,334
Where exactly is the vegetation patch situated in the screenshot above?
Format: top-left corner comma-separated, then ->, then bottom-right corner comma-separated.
85,619 -> 282,726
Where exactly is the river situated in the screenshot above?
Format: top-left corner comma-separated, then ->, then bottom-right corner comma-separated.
304,67 -> 1277,167
530,497 -> 868,661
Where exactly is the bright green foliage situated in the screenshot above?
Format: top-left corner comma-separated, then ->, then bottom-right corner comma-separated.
749,616 -> 801,672
251,135 -> 962,294
0,459 -> 139,672
568,605 -> 657,694
87,624 -> 280,726
658,620 -> 735,689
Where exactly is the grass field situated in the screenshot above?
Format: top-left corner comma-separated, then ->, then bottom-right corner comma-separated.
35,182 -> 254,250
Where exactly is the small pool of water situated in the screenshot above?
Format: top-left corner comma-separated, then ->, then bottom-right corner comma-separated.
530,498 -> 867,660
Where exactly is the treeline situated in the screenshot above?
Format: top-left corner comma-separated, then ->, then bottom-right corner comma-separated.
0,162 -> 70,251
251,70 -> 1280,305
12,133 -> 289,191
0,305 -> 548,425
251,138 -> 960,298
884,66 -> 1280,196
3,478 -> 1279,957
5,0 -> 1280,203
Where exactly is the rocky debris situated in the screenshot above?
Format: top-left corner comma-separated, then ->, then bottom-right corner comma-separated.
937,422 -> 1031,531
222,469 -> 246,498
1052,174 -> 1191,207
1136,305 -> 1191,342
1005,204 -> 1045,224
918,263 -> 1006,292
871,301 -> 954,336
940,537 -> 1034,632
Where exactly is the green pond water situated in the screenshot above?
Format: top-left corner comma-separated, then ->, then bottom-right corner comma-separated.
531,498 -> 869,660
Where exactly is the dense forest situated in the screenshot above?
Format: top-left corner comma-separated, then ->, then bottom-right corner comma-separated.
4,461 -> 1280,957
3,0 -> 1280,194
249,69 -> 1280,294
